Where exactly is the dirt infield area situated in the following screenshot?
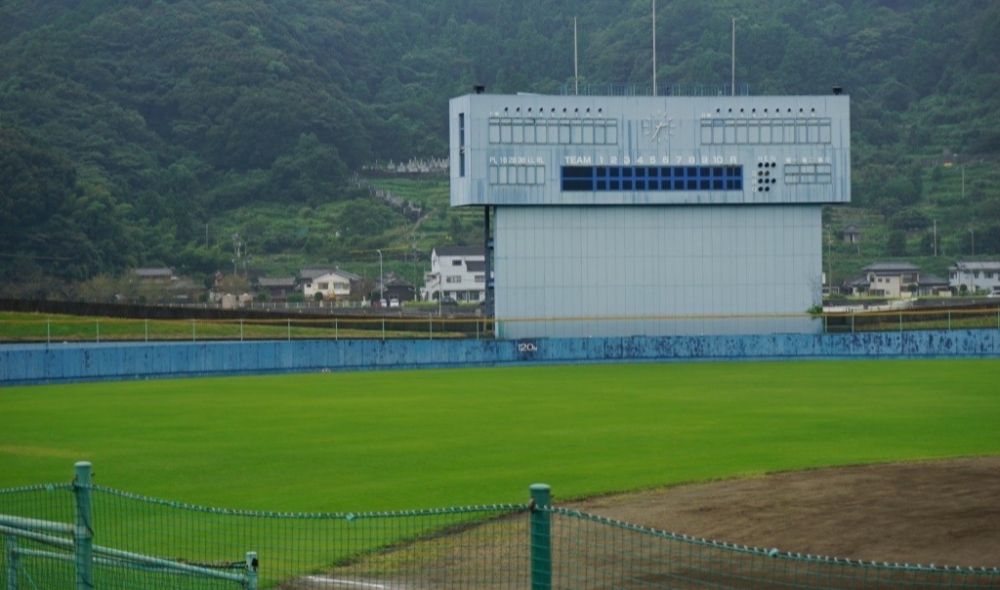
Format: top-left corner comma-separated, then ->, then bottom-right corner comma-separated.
567,457 -> 1000,568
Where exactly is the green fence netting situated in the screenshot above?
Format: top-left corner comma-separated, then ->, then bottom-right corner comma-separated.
2,469 -> 997,589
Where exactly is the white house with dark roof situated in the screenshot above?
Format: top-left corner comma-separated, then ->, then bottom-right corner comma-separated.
299,268 -> 361,300
862,262 -> 920,298
423,246 -> 487,302
948,261 -> 1000,294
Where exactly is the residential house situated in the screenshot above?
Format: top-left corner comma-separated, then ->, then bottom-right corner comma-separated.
134,267 -> 176,283
334,269 -> 364,296
129,267 -> 203,303
841,277 -> 870,296
300,268 -> 358,300
255,277 -> 297,301
299,268 -> 333,285
371,273 -> 416,304
916,274 -> 951,297
841,224 -> 861,244
422,246 -> 487,303
948,261 -> 1000,295
861,262 -> 920,298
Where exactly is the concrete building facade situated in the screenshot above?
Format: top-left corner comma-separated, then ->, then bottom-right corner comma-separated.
423,246 -> 487,303
949,261 -> 1000,295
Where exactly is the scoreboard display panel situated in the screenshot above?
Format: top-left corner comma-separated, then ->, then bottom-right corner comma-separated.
449,93 -> 850,339
450,94 -> 849,207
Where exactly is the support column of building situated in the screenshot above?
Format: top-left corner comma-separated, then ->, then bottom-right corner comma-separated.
484,206 -> 495,317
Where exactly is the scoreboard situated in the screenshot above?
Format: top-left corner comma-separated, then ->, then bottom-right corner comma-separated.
449,92 -> 850,339
450,94 -> 849,207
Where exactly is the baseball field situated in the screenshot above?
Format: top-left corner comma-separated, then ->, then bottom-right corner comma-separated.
2,359 -> 998,512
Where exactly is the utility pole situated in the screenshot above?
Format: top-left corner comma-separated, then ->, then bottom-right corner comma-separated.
961,165 -> 965,201
376,248 -> 384,304
231,233 -> 239,277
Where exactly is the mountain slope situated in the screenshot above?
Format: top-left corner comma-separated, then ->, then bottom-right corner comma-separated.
1,0 -> 998,296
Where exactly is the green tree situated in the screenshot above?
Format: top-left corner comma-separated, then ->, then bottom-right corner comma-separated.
889,208 -> 930,232
339,198 -> 400,237
887,231 -> 907,256
269,133 -> 348,204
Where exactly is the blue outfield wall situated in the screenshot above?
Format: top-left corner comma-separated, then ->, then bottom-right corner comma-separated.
1,330 -> 999,386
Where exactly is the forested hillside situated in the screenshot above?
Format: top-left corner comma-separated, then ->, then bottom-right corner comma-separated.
1,0 -> 999,297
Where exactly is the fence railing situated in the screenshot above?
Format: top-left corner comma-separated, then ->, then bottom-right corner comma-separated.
1,463 -> 258,589
821,306 -> 1000,333
3,307 -> 1000,344
3,463 -> 998,590
0,316 -> 495,343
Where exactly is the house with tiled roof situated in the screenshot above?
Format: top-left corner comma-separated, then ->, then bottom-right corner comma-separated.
916,274 -> 951,297
841,224 -> 861,244
255,277 -> 297,301
299,268 -> 360,300
134,267 -> 176,283
862,262 -> 920,298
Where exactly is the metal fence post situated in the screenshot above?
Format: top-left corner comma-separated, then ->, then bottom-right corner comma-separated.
95,320 -> 100,343
73,461 -> 93,590
530,483 -> 551,590
47,319 -> 51,345
6,535 -> 18,590
245,551 -> 258,590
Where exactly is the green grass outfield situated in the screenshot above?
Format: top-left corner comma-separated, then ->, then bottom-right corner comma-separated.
2,359 -> 999,512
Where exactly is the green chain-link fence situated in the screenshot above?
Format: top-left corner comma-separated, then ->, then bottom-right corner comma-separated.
2,463 -> 997,589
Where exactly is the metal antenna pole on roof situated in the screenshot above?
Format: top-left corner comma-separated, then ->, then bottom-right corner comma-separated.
731,17 -> 736,96
652,0 -> 657,96
574,17 -> 579,95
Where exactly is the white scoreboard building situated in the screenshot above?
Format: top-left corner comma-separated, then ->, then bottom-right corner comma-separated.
449,91 -> 850,339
